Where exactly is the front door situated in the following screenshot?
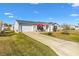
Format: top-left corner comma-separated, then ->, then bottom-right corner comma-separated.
37,26 -> 44,32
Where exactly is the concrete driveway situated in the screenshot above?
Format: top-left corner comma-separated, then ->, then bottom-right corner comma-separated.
24,32 -> 79,56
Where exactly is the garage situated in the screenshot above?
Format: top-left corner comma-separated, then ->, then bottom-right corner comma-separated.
22,26 -> 33,32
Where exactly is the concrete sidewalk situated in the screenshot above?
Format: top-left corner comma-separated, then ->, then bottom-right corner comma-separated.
24,32 -> 79,56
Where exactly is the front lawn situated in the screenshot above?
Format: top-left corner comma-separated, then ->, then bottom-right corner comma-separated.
42,30 -> 79,42
0,32 -> 57,56
0,30 -> 15,36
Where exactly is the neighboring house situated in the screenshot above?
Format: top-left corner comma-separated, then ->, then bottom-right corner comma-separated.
13,20 -> 59,32
69,25 -> 75,30
75,26 -> 79,30
61,25 -> 79,30
3,23 -> 12,31
70,25 -> 79,30
0,20 -> 4,31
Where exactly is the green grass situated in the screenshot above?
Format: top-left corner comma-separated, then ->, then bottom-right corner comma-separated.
42,30 -> 79,42
0,32 -> 57,56
0,30 -> 16,36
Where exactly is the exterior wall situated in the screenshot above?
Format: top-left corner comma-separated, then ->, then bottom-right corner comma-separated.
1,24 -> 4,31
74,26 -> 79,30
47,25 -> 54,32
75,28 -> 79,30
33,25 -> 37,32
50,25 -> 54,32
57,26 -> 61,31
10,25 -> 13,31
18,24 -> 22,32
43,25 -> 47,32
13,21 -> 19,32
46,25 -> 59,32
71,25 -> 79,30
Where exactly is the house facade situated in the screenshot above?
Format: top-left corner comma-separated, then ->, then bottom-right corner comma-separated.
70,25 -> 79,30
13,20 -> 59,32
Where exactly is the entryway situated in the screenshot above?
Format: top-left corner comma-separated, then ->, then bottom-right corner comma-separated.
37,26 -> 44,32
33,24 -> 45,32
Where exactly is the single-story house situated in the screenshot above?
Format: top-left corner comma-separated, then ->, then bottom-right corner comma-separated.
3,23 -> 12,31
70,25 -> 79,30
13,20 -> 59,32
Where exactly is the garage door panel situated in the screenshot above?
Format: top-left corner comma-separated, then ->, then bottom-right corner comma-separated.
22,26 -> 33,32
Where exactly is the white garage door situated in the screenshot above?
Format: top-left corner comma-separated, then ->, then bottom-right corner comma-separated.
22,26 -> 33,32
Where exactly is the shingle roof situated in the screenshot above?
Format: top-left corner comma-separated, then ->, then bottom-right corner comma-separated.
16,20 -> 56,26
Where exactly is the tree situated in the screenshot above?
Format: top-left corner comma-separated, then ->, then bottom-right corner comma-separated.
61,24 -> 70,34
4,23 -> 8,26
0,20 -> 3,31
4,23 -> 12,31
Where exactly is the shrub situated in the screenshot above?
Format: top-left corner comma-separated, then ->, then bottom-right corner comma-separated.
61,24 -> 70,35
48,32 -> 52,35
71,28 -> 75,30
0,30 -> 5,34
61,30 -> 70,35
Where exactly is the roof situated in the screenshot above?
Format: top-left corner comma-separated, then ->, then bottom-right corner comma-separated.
16,20 -> 57,26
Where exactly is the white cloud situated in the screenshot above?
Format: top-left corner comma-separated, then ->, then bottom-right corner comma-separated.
34,11 -> 39,14
4,12 -> 14,18
8,15 -> 14,18
4,12 -> 12,15
48,18 -> 53,20
70,13 -> 79,16
71,3 -> 79,7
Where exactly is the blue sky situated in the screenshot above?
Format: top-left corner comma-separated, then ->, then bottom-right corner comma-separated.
0,3 -> 79,25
